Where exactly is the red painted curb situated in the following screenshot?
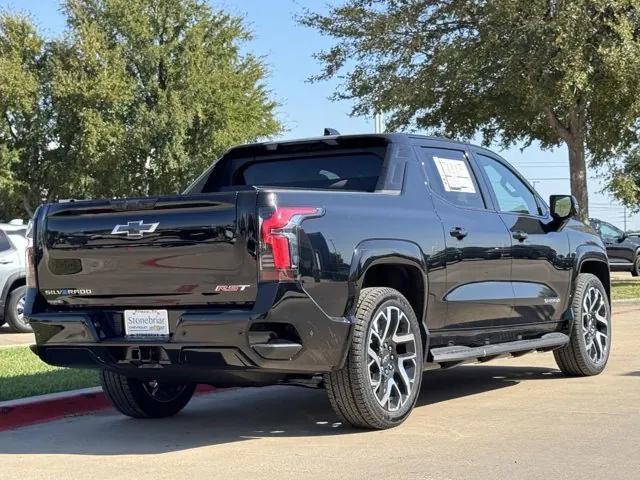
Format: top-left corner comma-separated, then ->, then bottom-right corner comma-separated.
0,384 -> 218,432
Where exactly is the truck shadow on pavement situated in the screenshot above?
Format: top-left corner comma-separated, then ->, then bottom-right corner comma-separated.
0,364 -> 563,455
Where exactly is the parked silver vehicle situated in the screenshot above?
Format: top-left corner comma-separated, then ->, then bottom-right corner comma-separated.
0,220 -> 29,332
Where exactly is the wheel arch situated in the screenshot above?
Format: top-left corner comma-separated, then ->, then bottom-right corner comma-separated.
348,239 -> 429,349
0,272 -> 27,304
576,253 -> 610,302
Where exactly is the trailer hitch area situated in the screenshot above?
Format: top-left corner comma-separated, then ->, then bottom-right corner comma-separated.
125,346 -> 171,367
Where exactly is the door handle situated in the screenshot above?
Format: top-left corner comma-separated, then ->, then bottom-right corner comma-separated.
512,231 -> 528,242
449,227 -> 468,240
0,259 -> 13,265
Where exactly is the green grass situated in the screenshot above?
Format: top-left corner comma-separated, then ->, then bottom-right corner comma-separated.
611,278 -> 640,301
0,346 -> 99,401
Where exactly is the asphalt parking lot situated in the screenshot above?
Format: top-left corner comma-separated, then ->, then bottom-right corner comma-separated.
1,304 -> 639,480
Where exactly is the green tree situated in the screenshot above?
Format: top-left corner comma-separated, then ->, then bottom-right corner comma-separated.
300,1 -> 640,220
607,147 -> 640,211
0,0 -> 280,219
0,13 -> 52,216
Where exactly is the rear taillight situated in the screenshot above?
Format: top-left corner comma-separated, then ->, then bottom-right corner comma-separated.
25,219 -> 36,288
259,206 -> 324,281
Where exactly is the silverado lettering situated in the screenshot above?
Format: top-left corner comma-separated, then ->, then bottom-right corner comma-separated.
43,289 -> 93,296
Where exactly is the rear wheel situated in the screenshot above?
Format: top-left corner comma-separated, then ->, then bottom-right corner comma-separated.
6,286 -> 30,333
325,287 -> 423,429
100,369 -> 196,418
632,256 -> 640,277
554,273 -> 611,376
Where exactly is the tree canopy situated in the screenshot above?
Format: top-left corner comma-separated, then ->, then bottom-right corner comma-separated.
608,146 -> 640,211
0,0 -> 280,219
300,0 -> 640,220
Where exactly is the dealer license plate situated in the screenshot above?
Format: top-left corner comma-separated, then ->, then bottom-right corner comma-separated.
124,310 -> 169,337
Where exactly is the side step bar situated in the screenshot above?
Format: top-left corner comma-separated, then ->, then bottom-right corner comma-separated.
430,332 -> 569,368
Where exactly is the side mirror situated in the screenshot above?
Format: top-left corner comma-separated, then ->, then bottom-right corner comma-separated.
550,194 -> 578,221
618,233 -> 628,242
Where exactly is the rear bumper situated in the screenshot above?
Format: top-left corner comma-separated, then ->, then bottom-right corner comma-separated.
27,283 -> 353,385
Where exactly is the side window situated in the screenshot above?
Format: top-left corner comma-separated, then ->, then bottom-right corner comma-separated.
476,155 -> 541,215
419,147 -> 485,209
599,223 -> 621,239
0,231 -> 11,253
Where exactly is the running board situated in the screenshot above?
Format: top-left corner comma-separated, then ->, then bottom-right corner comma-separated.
430,332 -> 569,367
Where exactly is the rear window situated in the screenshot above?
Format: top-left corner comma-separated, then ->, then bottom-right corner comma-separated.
236,153 -> 382,190
0,231 -> 12,252
198,149 -> 386,193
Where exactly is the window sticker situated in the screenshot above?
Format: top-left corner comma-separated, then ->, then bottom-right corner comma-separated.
432,156 -> 476,193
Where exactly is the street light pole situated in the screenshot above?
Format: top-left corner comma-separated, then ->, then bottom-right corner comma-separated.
374,112 -> 384,133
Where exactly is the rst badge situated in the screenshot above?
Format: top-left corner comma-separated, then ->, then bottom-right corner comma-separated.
215,284 -> 251,292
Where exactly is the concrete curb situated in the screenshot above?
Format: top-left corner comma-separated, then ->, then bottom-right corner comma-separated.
0,384 -> 218,431
612,299 -> 640,305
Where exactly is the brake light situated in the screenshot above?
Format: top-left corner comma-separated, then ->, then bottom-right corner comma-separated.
25,219 -> 36,288
259,206 -> 324,281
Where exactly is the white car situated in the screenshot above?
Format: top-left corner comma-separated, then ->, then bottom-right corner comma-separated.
0,220 -> 29,332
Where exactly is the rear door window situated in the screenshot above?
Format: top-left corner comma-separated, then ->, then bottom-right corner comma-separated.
418,147 -> 485,209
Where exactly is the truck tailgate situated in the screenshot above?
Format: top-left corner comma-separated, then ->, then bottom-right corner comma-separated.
37,192 -> 258,307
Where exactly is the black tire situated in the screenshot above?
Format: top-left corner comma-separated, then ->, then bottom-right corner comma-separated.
325,287 -> 423,430
100,369 -> 196,418
632,256 -> 640,277
6,286 -> 31,333
554,273 -> 611,376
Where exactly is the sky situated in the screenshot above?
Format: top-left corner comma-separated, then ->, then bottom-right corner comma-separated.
0,0 -> 635,229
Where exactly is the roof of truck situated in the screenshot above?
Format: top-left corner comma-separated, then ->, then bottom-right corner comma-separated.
231,132 -> 497,157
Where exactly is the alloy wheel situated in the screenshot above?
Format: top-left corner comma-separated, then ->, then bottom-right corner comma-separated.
15,295 -> 26,324
142,381 -> 188,403
367,305 -> 418,412
582,286 -> 609,365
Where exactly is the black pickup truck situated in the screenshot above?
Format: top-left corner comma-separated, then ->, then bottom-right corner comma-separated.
26,133 -> 611,429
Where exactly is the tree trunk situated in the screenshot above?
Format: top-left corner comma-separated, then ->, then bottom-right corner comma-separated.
21,193 -> 34,218
567,137 -> 589,222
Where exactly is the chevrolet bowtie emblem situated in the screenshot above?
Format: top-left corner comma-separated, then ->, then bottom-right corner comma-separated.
111,220 -> 159,238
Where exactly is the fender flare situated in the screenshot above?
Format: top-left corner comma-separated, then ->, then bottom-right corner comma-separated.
574,246 -> 608,276
1,271 -> 25,319
574,246 -> 610,295
1,271 -> 25,303
347,239 -> 429,347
